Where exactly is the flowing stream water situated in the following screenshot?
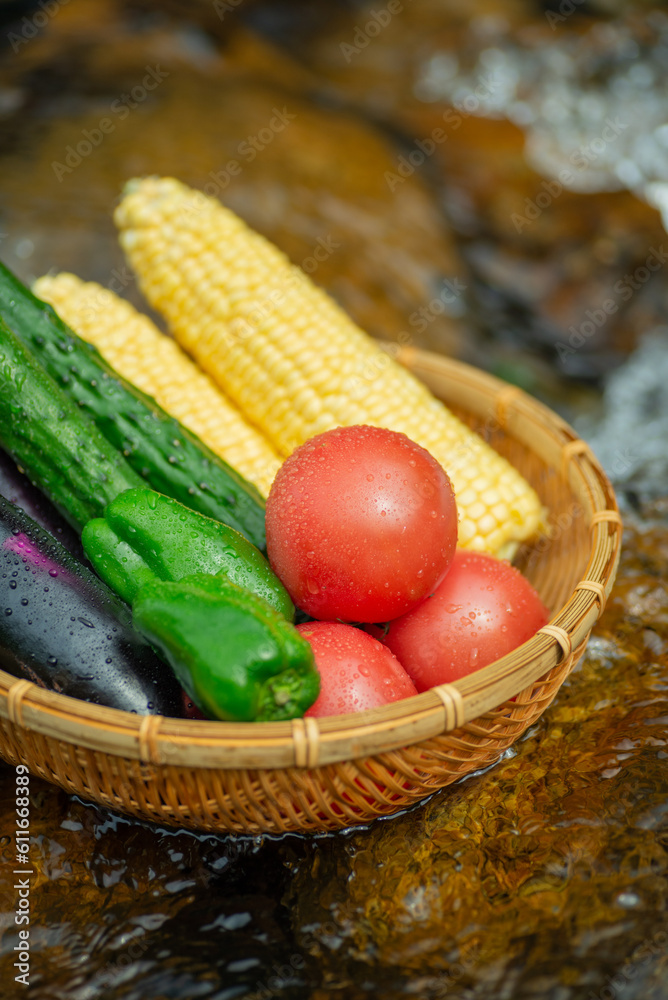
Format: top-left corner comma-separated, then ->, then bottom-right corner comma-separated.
1,2 -> 667,997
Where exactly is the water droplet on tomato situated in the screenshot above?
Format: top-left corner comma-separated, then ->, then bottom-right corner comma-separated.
306,579 -> 320,594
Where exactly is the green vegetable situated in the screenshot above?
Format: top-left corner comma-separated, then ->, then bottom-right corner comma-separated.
133,574 -> 319,722
82,487 -> 294,618
0,261 -> 266,551
0,493 -> 187,717
0,315 -> 143,530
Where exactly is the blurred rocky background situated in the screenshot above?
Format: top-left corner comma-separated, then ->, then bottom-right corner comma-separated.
1,1 -> 668,997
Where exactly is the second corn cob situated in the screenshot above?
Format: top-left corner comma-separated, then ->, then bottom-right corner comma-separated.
0,260 -> 266,549
115,176 -> 544,558
33,272 -> 282,497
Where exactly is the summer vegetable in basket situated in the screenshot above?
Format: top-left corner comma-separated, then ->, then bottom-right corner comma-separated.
0,261 -> 267,550
39,174 -> 543,561
80,489 -> 317,720
32,271 -> 281,499
0,493 -> 186,716
367,550 -> 550,688
265,425 -> 549,712
0,446 -> 84,560
80,488 -> 318,720
82,487 -> 292,616
0,314 -> 318,721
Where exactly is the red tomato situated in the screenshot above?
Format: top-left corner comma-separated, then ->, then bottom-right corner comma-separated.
181,689 -> 206,719
297,622 -> 418,717
367,550 -> 549,690
266,425 -> 457,622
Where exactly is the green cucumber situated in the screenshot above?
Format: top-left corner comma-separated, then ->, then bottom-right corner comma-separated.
0,262 -> 267,551
0,315 -> 142,529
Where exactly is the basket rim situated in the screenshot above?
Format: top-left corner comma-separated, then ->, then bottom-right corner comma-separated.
0,348 -> 622,771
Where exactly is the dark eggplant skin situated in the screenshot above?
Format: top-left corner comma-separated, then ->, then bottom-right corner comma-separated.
0,447 -> 85,561
0,493 -> 186,717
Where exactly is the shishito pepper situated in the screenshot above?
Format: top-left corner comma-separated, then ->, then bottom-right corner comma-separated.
133,574 -> 319,722
82,487 -> 293,618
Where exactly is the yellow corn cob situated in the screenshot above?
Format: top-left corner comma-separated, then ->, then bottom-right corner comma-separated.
115,176 -> 544,557
32,271 -> 282,497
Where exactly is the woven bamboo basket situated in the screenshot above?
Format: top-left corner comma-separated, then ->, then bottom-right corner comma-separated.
0,347 -> 622,835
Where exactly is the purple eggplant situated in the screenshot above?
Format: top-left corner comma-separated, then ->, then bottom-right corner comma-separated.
0,493 -> 186,716
0,447 -> 84,560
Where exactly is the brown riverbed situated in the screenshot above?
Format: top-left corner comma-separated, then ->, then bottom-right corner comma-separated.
1,2 -> 668,997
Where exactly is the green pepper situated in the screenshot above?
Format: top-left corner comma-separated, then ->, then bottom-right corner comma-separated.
82,487 -> 293,618
133,574 -> 319,721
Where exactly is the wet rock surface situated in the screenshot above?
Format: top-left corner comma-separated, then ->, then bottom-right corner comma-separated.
0,0 -> 463,353
1,1 -> 667,997
287,1 -> 668,402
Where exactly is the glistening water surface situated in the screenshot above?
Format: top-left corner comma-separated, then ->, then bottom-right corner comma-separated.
1,1 -> 668,997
